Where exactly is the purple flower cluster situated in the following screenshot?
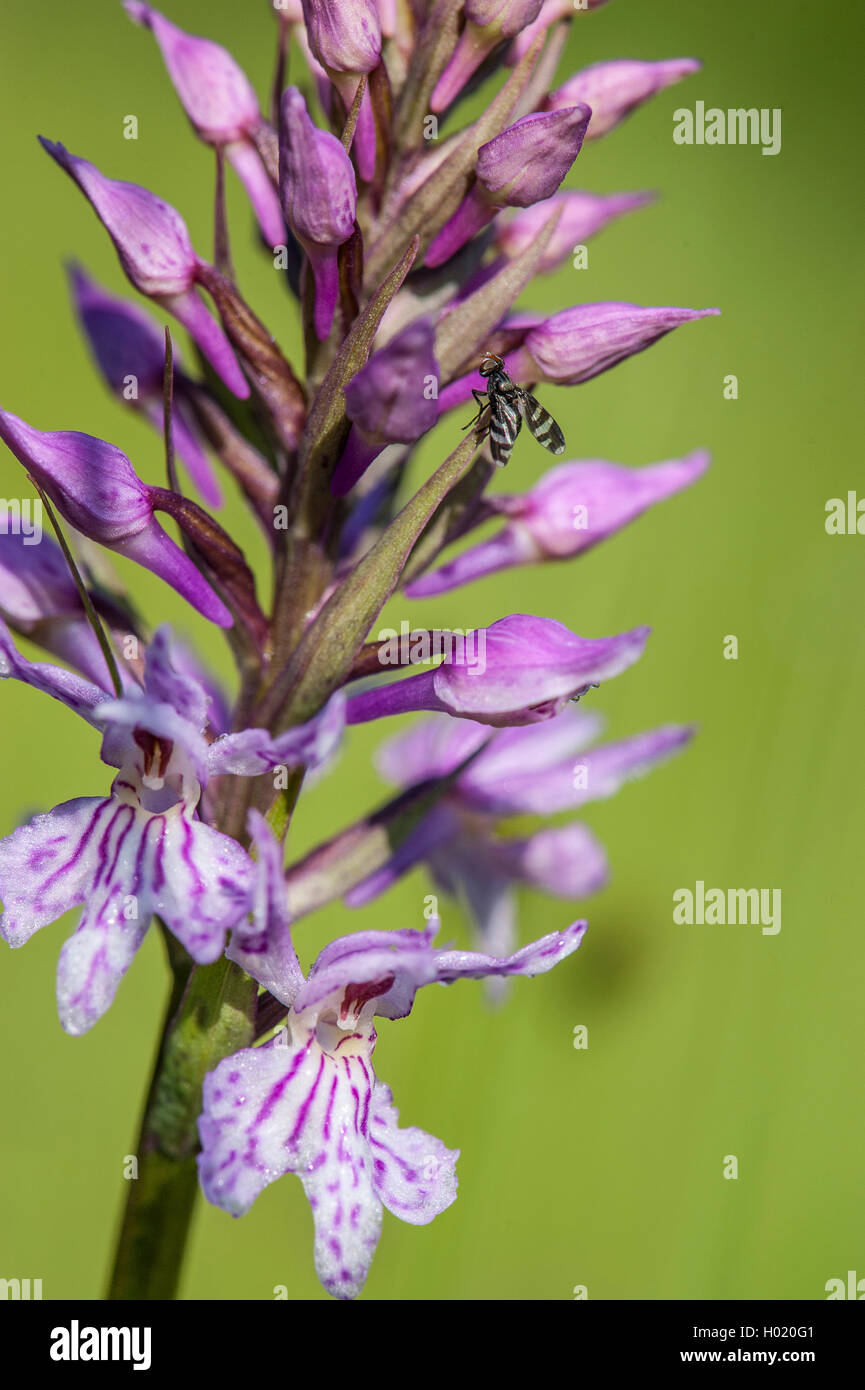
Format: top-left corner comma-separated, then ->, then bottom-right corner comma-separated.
0,0 -> 716,1300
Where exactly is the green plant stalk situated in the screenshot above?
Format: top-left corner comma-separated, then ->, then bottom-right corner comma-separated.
106,761 -> 308,1299
106,949 -> 258,1300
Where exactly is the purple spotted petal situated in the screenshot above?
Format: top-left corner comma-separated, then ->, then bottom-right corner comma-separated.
198,1033 -> 382,1300
0,784 -> 252,1032
198,1020 -> 453,1300
142,626 -> 210,728
367,1082 -> 458,1226
207,691 -> 345,776
297,927 -> 439,1020
434,918 -> 587,983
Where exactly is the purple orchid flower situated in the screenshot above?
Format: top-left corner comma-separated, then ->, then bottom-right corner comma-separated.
0,409 -> 232,626
0,628 -> 346,1033
0,0 -> 718,1301
347,709 -> 693,961
426,106 -> 592,267
125,3 -> 285,246
546,59 -> 701,140
332,320 -> 440,495
67,263 -> 222,507
346,614 -> 649,727
406,452 -> 710,595
0,631 -> 254,1033
39,139 -> 249,398
199,809 -> 586,1299
300,0 -> 381,181
432,1 -> 545,112
438,302 -> 720,412
279,87 -> 358,339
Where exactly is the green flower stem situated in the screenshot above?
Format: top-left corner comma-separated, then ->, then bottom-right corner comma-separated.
106,949 -> 257,1300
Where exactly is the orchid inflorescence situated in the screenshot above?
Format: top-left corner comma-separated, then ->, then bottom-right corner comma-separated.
0,0 -> 717,1300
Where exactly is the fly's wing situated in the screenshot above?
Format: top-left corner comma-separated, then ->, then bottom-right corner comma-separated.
518,388 -> 565,455
488,393 -> 521,466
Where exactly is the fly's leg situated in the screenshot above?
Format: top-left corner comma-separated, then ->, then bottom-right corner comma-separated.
462,388 -> 490,431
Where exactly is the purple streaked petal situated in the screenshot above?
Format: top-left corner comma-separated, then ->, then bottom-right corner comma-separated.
0,796 -> 109,948
0,618 -> 110,726
297,927 -> 439,1019
198,1033 -> 383,1300
368,1082 -> 458,1225
434,918 -> 587,983
95,695 -> 210,781
127,804 -> 253,963
55,846 -> 151,1034
207,691 -> 345,776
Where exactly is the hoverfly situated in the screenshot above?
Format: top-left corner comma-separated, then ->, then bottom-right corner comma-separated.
463,352 -> 565,466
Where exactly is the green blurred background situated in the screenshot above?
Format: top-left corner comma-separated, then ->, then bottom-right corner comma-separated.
1,0 -> 862,1301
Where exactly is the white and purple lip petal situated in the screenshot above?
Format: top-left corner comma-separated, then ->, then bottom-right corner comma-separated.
0,779 -> 252,1033
198,1012 -> 457,1301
